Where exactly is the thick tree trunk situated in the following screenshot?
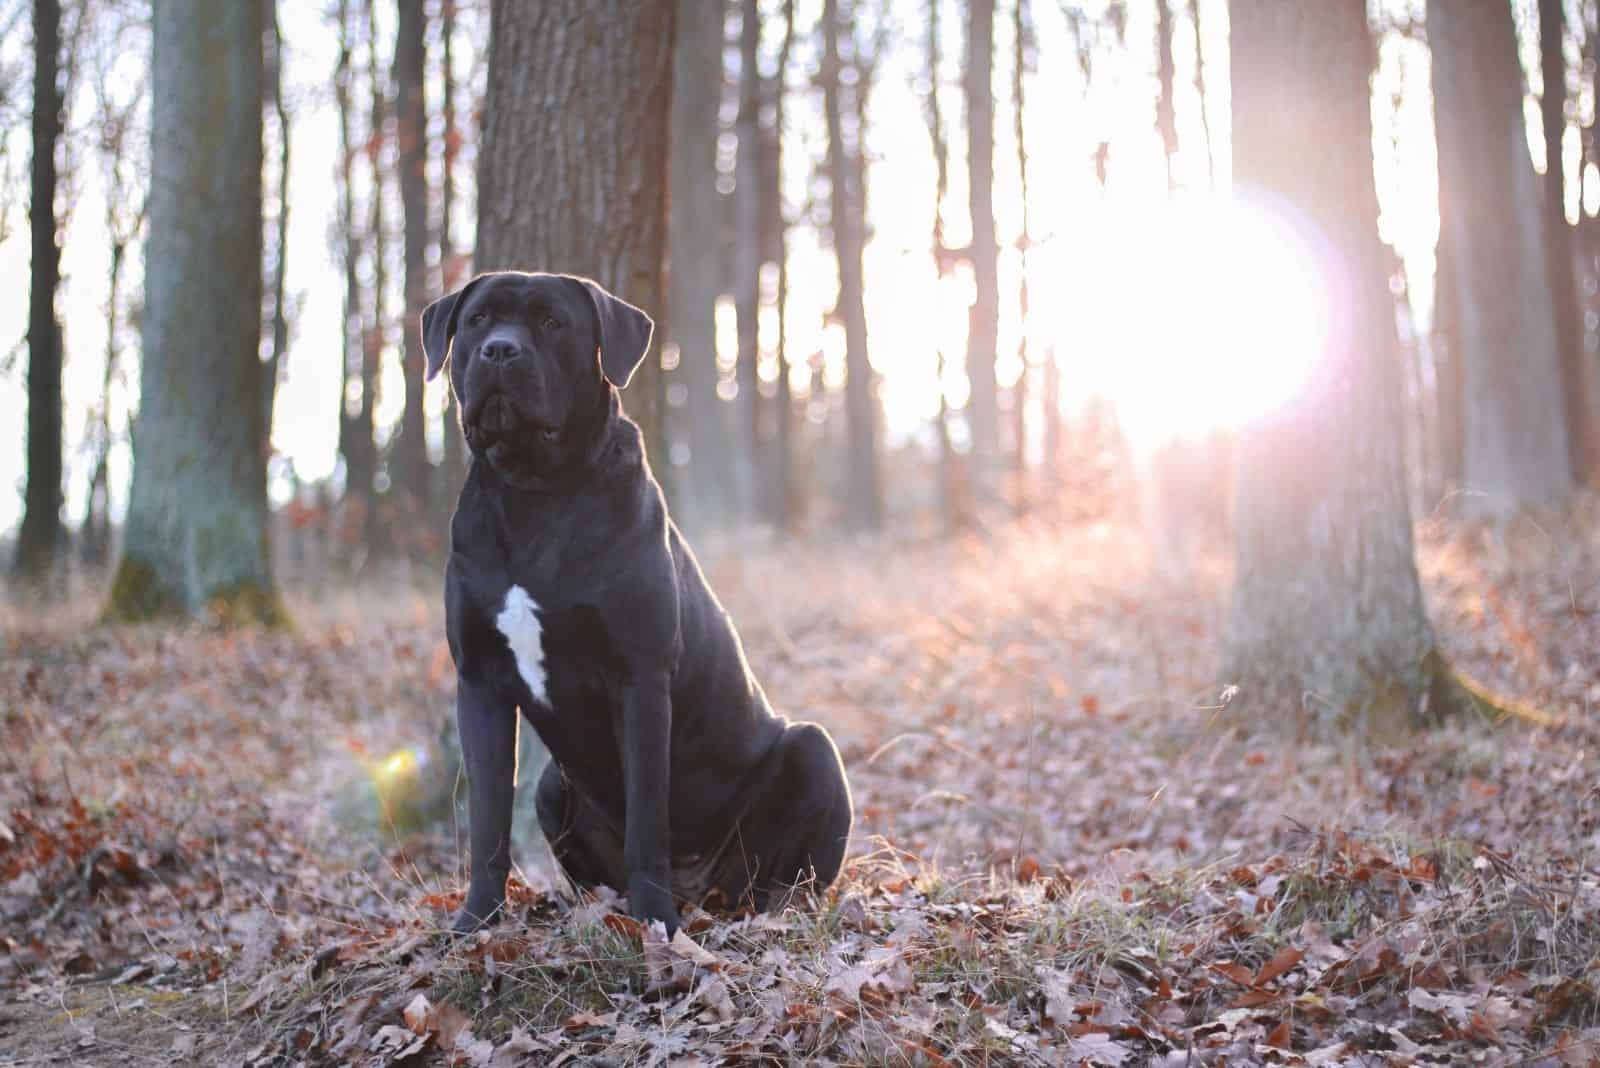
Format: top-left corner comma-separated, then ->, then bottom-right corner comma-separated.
1432,0 -> 1574,512
964,0 -> 1000,492
1225,0 -> 1450,736
393,0 -> 430,514
734,0 -> 764,521
16,0 -> 64,579
1539,0 -> 1596,484
668,0 -> 731,528
477,0 -> 674,468
821,0 -> 882,529
108,0 -> 280,623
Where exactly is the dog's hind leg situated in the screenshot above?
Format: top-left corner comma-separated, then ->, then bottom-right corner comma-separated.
710,722 -> 853,911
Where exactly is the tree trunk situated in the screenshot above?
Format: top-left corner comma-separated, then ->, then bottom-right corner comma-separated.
821,0 -> 882,529
108,0 -> 280,623
734,0 -> 764,522
262,0 -> 291,437
393,0 -> 430,516
964,0 -> 1000,494
1155,0 -> 1178,192
1012,0 -> 1033,513
438,0 -> 467,499
477,0 -> 674,468
1432,0 -> 1574,512
16,0 -> 64,579
334,0 -> 375,523
1539,0 -> 1596,484
1432,211 -> 1464,501
770,0 -> 798,534
362,0 -> 389,553
1224,0 -> 1451,736
668,0 -> 730,528
1191,0 -> 1216,190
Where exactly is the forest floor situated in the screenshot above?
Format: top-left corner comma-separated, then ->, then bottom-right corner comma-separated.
1,502 -> 1598,1066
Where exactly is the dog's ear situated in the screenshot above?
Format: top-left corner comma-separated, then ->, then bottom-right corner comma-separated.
572,276 -> 655,388
420,275 -> 485,381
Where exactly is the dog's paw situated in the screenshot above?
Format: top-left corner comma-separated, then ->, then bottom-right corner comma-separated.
448,896 -> 505,936
628,876 -> 681,936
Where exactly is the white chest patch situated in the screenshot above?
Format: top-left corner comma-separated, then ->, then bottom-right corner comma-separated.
495,585 -> 549,705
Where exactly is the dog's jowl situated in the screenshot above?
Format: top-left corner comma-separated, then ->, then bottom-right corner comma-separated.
421,271 -> 853,934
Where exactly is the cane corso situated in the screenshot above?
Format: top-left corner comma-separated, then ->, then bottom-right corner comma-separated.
421,271 -> 852,934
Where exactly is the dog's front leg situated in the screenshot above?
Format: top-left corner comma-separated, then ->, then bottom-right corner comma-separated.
620,669 -> 680,933
453,677 -> 518,933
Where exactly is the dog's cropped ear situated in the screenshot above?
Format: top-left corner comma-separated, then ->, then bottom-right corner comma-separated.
573,276 -> 655,388
420,275 -> 485,381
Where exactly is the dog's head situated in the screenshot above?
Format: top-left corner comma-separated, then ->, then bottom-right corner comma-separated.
420,271 -> 654,483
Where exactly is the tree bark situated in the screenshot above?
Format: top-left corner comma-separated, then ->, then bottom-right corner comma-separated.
821,0 -> 882,529
393,0 -> 430,514
770,0 -> 798,534
16,0 -> 64,579
361,0 -> 389,552
734,0 -> 764,521
964,0 -> 1000,492
262,0 -> 291,438
334,0 -> 375,522
108,0 -> 280,623
1431,0 -> 1574,512
1012,0 -> 1033,512
668,0 -> 731,527
438,0 -> 467,499
1539,0 -> 1595,484
477,0 -> 674,468
1224,0 -> 1450,736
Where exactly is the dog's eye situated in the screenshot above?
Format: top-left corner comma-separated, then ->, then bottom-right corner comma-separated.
542,316 -> 562,331
467,312 -> 487,327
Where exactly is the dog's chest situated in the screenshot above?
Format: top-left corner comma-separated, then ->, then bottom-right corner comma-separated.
481,581 -> 618,715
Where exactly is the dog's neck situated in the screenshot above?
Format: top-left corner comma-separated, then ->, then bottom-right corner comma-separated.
475,386 -> 630,496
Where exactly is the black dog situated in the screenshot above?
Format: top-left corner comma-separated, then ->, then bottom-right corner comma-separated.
420,271 -> 853,934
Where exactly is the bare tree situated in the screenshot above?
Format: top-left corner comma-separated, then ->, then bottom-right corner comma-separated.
334,0 -> 376,532
393,0 -> 430,514
1155,0 -> 1177,192
1224,0 -> 1460,734
15,0 -> 64,579
1538,0 -> 1595,483
261,0 -> 292,435
769,0 -> 799,532
734,0 -> 764,519
438,0 -> 466,497
476,1 -> 674,463
108,0 -> 279,622
1011,0 -> 1033,512
821,0 -> 882,529
668,0 -> 731,527
1432,0 -> 1574,512
964,0 -> 1000,495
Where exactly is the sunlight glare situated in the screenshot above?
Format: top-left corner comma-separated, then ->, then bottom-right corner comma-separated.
1049,195 -> 1330,453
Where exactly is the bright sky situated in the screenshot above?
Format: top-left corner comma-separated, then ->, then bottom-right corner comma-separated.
0,0 -> 1566,538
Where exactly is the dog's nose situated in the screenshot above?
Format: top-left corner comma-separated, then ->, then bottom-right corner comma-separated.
480,339 -> 520,364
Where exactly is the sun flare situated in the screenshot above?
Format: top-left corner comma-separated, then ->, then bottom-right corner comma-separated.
1043,195 -> 1332,453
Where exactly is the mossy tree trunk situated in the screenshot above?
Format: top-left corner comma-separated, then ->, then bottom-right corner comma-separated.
107,0 -> 281,625
1224,0 -> 1454,737
476,0 -> 674,468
